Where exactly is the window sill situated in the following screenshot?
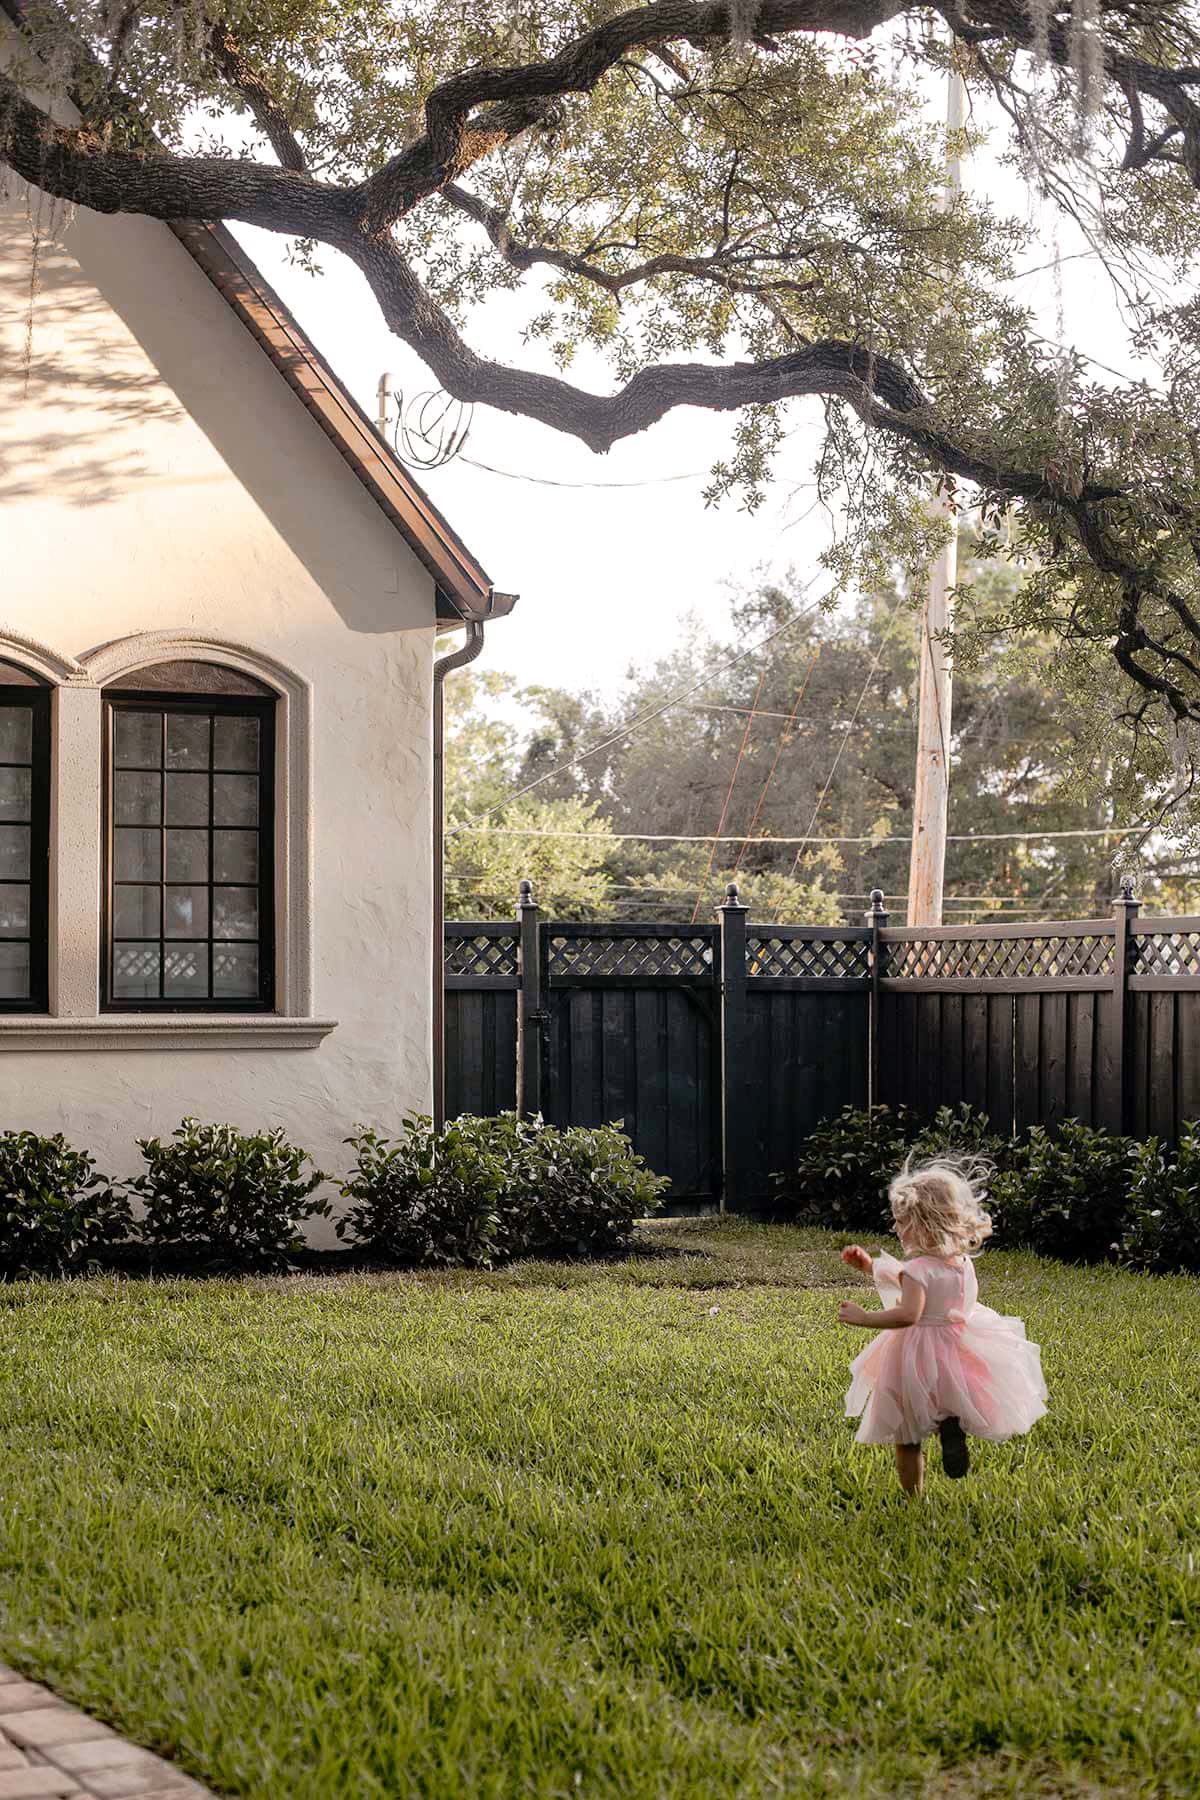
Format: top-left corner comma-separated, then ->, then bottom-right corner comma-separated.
0,1016 -> 337,1051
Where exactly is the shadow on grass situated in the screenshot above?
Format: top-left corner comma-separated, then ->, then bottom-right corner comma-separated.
37,1216 -> 861,1296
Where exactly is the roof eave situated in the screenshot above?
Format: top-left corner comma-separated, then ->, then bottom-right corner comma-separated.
173,220 -> 509,622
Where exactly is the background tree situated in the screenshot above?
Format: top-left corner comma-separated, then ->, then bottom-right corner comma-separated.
447,545 -> 1199,920
3,0 -> 1200,767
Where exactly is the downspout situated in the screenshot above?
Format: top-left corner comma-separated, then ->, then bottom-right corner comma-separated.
432,617 -> 486,1129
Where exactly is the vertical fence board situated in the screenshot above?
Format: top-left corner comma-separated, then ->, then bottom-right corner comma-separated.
818,996 -> 846,1125
939,994 -> 965,1109
1039,992 -> 1069,1130
579,991 -> 602,1124
1148,992 -> 1177,1143
1129,992 -> 1150,1139
634,989 -> 669,1181
962,993 -> 989,1115
892,997 -> 910,1111
1014,996 -> 1042,1132
1092,989 -> 1119,1132
601,988 -> 627,1127
878,990 -> 901,1110
1066,992 -> 1095,1126
1179,995 -> 1200,1130
987,997 -> 1015,1136
905,996 -> 923,1112
917,993 -> 942,1117
460,992 -> 485,1118
847,994 -> 870,1117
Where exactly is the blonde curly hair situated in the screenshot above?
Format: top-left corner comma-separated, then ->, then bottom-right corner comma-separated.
888,1155 -> 994,1258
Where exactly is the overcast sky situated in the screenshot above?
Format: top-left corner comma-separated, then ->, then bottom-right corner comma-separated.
230,69 -> 1157,701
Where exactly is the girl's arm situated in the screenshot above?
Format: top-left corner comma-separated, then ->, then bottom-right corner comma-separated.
838,1272 -> 926,1329
840,1244 -> 874,1277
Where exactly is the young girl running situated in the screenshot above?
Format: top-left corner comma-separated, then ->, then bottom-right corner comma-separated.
837,1158 -> 1048,1495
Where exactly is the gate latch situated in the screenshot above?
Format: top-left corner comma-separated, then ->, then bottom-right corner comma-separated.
525,1008 -> 551,1028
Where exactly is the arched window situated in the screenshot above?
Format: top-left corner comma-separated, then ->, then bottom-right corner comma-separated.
0,662 -> 51,1011
103,663 -> 276,1010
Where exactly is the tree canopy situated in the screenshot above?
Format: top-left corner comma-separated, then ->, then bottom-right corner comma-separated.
4,0 -> 1200,777
444,553 -> 1200,921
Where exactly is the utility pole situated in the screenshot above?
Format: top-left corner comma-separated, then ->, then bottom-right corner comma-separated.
907,58 -> 967,929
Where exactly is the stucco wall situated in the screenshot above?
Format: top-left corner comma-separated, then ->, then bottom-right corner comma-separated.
0,195 -> 439,1213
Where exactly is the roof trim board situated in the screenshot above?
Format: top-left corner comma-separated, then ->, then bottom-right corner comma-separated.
172,219 -> 502,624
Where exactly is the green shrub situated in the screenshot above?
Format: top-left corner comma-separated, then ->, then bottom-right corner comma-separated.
909,1102 -> 1014,1172
0,1131 -> 131,1278
768,1105 -> 913,1231
338,1116 -> 507,1268
338,1113 -> 668,1268
129,1118 -> 328,1271
987,1119 -> 1140,1262
497,1117 -> 670,1260
1122,1125 -> 1200,1275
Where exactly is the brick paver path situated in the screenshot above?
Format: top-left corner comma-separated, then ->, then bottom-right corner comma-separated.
0,1666 -> 216,1799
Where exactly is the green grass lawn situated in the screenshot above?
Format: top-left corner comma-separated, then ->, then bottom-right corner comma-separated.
1,1220 -> 1198,1799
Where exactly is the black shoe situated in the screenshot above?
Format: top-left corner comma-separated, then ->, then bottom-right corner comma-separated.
938,1416 -> 970,1480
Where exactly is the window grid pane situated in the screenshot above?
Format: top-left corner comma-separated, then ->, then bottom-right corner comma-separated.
107,697 -> 272,1010
0,691 -> 48,1010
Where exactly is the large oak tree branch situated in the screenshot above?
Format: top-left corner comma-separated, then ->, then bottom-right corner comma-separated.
0,70 -> 348,231
205,20 -> 307,173
359,0 -> 908,227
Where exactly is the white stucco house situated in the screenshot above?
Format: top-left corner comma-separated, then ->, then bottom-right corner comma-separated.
0,167 -> 514,1186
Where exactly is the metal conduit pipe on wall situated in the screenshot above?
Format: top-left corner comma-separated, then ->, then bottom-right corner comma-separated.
431,588 -> 518,1128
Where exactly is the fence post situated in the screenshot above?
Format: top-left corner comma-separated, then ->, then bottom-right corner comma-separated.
864,888 -> 890,1109
516,879 -> 544,1119
1111,874 -> 1139,1136
716,881 -> 750,1214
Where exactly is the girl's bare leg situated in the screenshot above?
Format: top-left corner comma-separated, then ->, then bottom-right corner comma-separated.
895,1442 -> 924,1496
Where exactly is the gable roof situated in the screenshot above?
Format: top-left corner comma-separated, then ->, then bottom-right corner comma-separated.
1,0 -> 514,627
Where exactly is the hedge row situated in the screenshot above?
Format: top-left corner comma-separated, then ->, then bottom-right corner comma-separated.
0,1114 -> 669,1279
769,1103 -> 1200,1275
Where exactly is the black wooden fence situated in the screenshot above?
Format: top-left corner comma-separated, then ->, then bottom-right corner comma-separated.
444,880 -> 1200,1211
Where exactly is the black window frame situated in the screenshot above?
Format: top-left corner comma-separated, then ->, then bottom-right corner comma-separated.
102,690 -> 277,1013
0,684 -> 51,1014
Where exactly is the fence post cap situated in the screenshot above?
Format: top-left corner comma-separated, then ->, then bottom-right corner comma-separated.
1114,873 -> 1139,911
717,880 -> 748,914
864,888 -> 890,925
517,878 -> 536,908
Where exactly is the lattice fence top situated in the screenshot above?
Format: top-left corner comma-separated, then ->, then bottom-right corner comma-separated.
746,935 -> 870,980
1134,929 -> 1200,976
886,931 -> 1115,981
444,932 -> 519,978
547,932 -> 714,980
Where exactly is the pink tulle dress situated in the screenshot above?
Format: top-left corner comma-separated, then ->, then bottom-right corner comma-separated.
845,1252 -> 1048,1446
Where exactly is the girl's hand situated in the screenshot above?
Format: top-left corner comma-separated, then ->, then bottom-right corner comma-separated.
838,1301 -> 864,1325
840,1244 -> 872,1275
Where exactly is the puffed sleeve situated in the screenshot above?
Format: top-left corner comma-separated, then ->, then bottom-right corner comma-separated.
898,1259 -> 930,1285
872,1251 -> 906,1309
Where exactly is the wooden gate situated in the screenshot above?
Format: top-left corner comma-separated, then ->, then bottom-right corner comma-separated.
538,923 -> 722,1209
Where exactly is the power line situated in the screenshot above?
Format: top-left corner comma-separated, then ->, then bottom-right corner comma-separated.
690,662 -> 770,924
731,650 -> 821,878
778,587 -> 910,910
419,424 -> 810,491
467,580 -> 833,821
456,454 -> 716,489
446,824 -> 1156,845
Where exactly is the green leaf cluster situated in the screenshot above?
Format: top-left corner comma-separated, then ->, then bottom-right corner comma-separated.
0,1129 -> 132,1278
128,1116 -> 329,1271
338,1111 -> 669,1267
769,1101 -> 1200,1273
